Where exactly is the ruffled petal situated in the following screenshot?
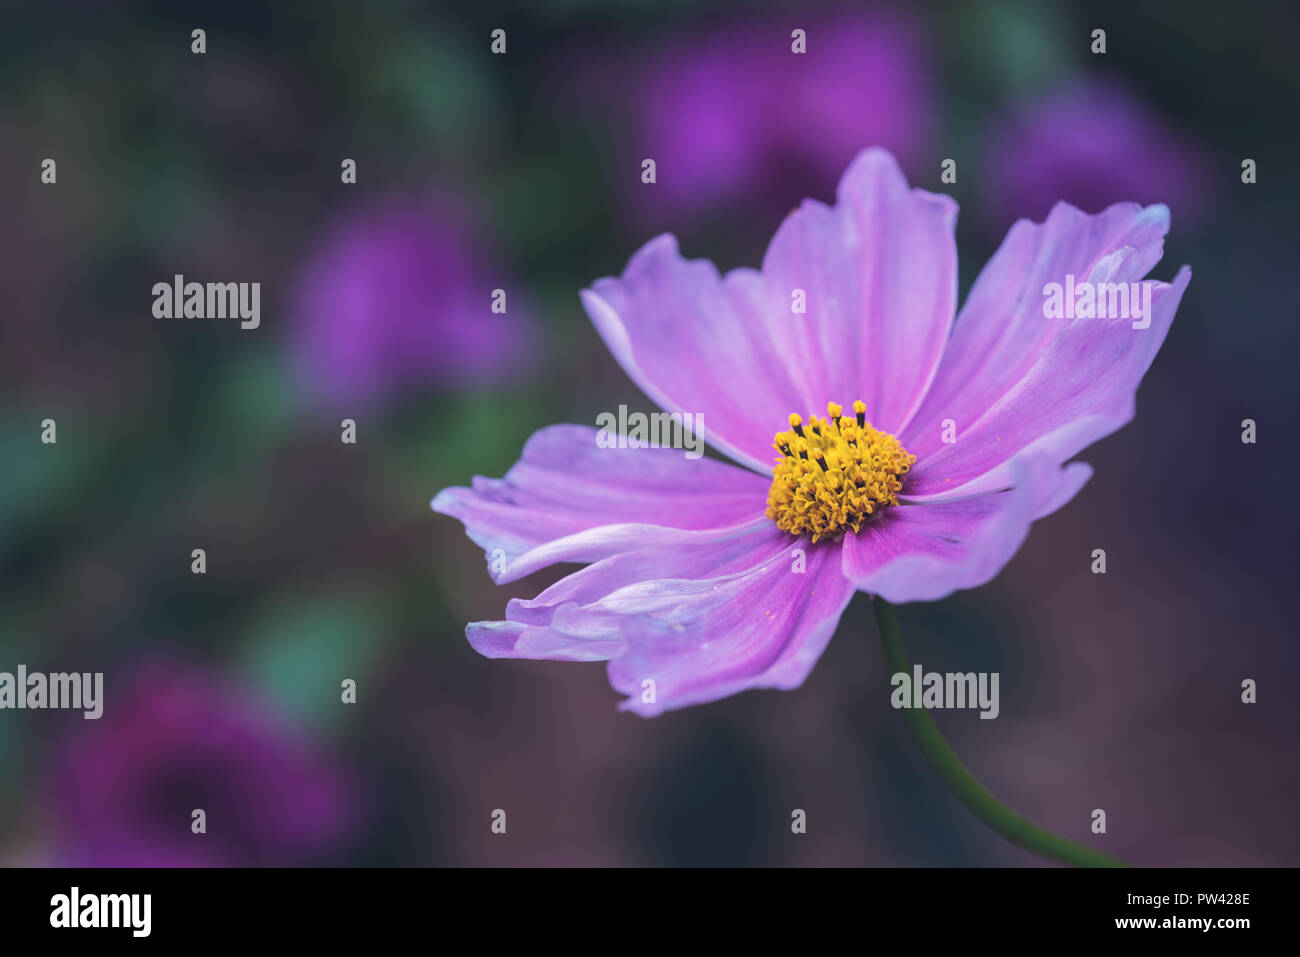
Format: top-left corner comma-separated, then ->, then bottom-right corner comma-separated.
902,201 -> 1189,496
843,454 -> 1092,603
580,147 -> 958,470
581,238 -> 803,473
759,146 -> 958,434
468,523 -> 856,715
432,424 -> 770,583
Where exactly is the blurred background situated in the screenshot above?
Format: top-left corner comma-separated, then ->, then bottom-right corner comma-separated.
2,0 -> 1297,866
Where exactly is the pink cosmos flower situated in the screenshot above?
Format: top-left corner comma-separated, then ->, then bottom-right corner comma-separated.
288,196 -> 533,411
48,664 -> 355,866
433,148 -> 1191,716
625,9 -> 933,219
982,78 -> 1212,229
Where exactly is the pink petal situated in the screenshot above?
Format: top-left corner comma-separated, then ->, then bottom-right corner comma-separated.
468,523 -> 856,715
432,424 -> 770,583
902,201 -> 1190,497
581,238 -> 804,473
759,146 -> 958,434
580,149 -> 958,471
843,454 -> 1093,603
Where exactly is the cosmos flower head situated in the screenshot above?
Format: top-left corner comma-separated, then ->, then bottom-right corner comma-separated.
288,195 -> 533,411
434,147 -> 1191,716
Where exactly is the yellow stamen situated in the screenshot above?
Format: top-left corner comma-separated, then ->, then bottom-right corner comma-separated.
765,400 -> 916,543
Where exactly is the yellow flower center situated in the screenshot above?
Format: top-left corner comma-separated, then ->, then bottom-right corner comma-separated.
765,401 -> 916,543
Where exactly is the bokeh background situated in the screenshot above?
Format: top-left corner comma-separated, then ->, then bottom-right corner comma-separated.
2,0 -> 1297,866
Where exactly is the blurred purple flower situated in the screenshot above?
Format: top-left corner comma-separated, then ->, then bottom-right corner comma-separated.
50,665 -> 353,867
288,197 -> 533,410
628,9 -> 933,217
434,147 -> 1190,716
982,78 -> 1212,229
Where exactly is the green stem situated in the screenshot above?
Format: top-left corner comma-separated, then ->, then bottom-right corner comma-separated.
872,597 -> 1127,868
